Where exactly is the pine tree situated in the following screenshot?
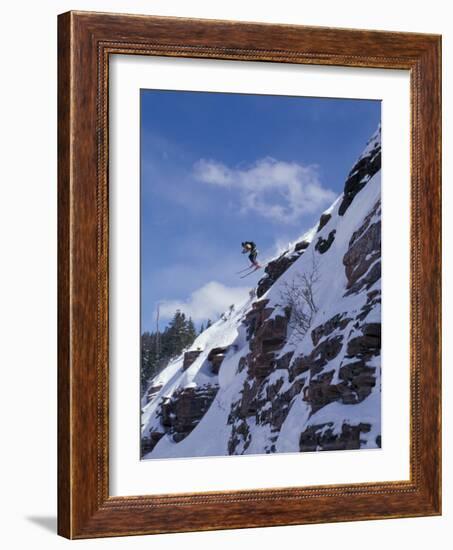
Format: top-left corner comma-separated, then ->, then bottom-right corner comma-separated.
141,309 -> 200,393
140,331 -> 154,392
162,310 -> 186,357
199,323 -> 205,334
186,317 -> 197,343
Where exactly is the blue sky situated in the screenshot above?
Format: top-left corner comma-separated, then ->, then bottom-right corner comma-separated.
141,89 -> 380,332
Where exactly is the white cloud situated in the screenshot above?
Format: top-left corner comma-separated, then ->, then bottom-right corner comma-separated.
193,157 -> 336,224
159,281 -> 250,322
272,237 -> 293,257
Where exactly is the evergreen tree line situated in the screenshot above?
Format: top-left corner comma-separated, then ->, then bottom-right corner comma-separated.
141,310 -> 212,394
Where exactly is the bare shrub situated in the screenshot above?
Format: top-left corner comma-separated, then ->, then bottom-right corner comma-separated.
279,251 -> 320,339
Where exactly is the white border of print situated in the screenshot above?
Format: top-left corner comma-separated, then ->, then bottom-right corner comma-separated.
109,55 -> 410,496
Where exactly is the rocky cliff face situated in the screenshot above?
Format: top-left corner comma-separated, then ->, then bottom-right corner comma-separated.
141,125 -> 382,459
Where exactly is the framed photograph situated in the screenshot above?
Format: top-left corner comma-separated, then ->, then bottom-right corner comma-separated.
58,11 -> 441,539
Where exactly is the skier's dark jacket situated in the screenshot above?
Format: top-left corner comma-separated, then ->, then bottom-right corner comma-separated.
242,241 -> 258,263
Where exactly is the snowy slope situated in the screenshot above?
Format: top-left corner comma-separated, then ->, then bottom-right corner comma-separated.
141,125 -> 382,459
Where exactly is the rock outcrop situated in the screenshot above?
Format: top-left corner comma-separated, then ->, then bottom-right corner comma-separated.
183,350 -> 202,370
159,385 -> 219,443
338,126 -> 381,216
317,212 -> 332,232
227,300 -> 294,453
145,383 -> 163,404
256,240 -> 310,298
315,229 -> 336,254
207,346 -> 229,374
299,421 -> 374,452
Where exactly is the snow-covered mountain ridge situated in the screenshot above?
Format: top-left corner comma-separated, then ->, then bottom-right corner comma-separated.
141,125 -> 382,459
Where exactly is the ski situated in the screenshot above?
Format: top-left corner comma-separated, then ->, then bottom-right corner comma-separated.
239,266 -> 261,278
236,265 -> 256,274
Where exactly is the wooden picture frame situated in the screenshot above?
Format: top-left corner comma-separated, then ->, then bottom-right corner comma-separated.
57,10 -> 441,539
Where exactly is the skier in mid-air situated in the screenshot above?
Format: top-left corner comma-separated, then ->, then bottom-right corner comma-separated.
242,241 -> 259,267
238,241 -> 261,278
